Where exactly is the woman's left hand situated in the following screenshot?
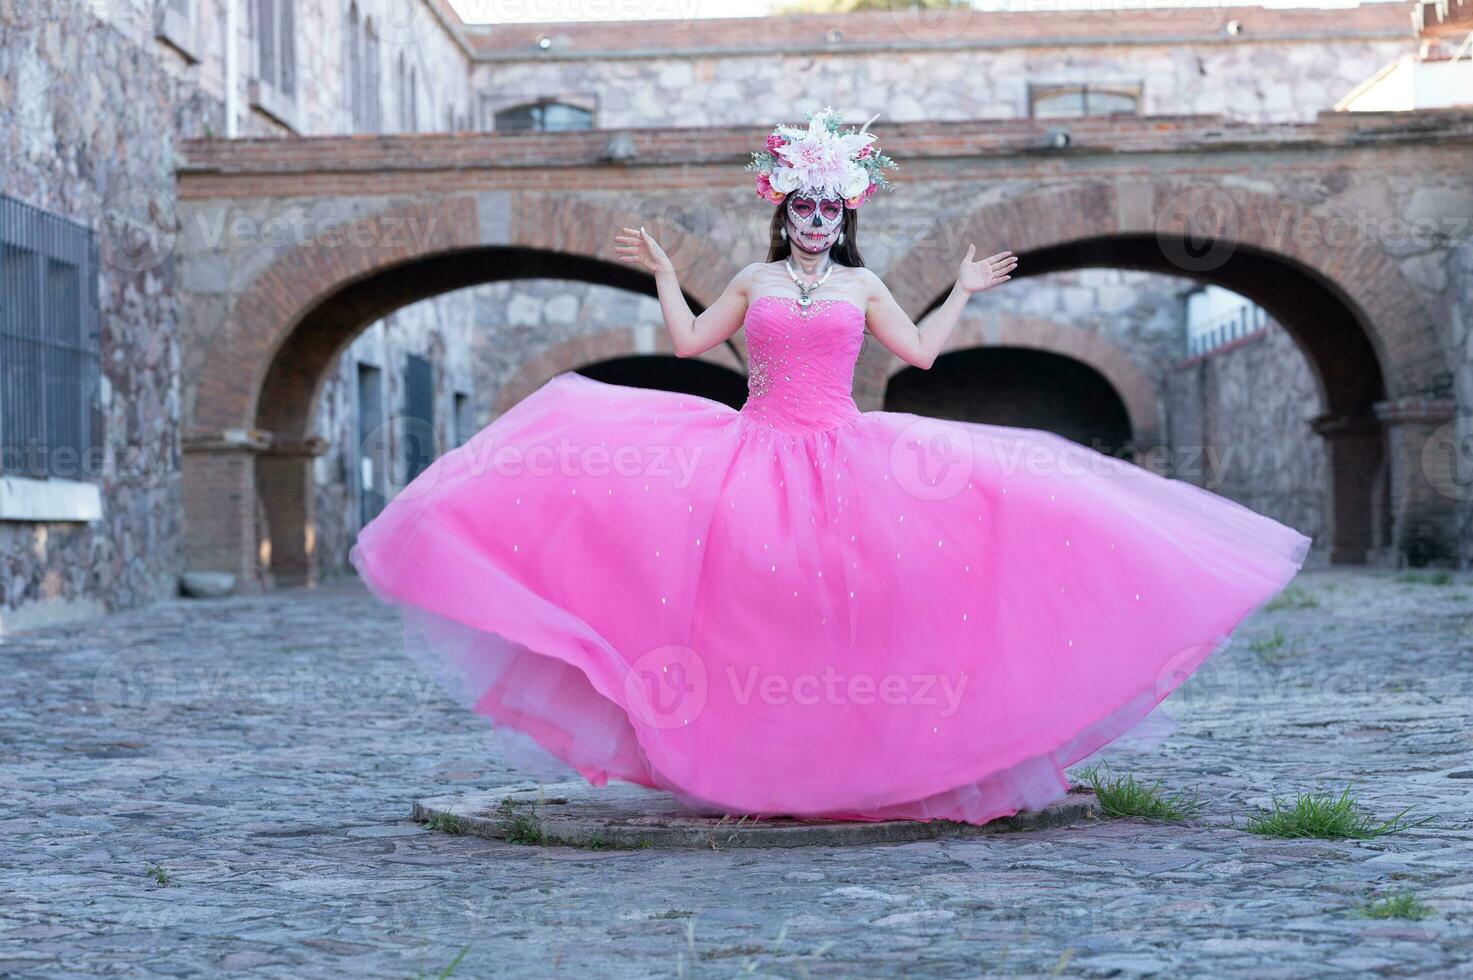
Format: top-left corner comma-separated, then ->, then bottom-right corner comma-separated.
958,245 -> 1018,293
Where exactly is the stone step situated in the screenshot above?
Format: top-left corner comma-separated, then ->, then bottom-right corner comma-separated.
412,780 -> 1100,850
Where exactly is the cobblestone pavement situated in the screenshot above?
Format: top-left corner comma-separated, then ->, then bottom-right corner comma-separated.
3,569 -> 1471,978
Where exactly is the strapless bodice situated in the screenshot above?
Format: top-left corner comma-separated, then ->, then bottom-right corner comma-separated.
737,295 -> 865,434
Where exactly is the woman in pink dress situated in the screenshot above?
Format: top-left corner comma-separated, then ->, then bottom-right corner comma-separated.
350,109 -> 1309,825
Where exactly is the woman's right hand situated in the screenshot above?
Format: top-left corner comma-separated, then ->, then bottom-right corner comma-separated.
614,226 -> 674,276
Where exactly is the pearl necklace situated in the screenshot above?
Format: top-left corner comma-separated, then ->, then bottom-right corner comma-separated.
785,258 -> 834,311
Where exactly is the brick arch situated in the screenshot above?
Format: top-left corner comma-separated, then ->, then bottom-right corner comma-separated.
878,314 -> 1161,446
880,181 -> 1452,564
186,193 -> 742,437
181,193 -> 743,589
490,327 -> 746,417
883,181 -> 1444,405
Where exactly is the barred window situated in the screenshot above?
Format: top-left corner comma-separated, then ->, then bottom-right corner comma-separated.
0,195 -> 101,481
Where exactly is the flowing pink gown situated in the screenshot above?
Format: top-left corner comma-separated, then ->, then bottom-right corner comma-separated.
350,294 -> 1310,825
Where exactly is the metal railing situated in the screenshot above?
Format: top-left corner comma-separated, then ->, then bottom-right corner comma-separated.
0,194 -> 101,481
1186,303 -> 1268,358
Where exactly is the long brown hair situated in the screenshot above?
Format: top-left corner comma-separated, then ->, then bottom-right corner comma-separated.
765,205 -> 866,268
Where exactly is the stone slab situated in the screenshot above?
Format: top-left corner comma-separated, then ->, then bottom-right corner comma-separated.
412,780 -> 1101,849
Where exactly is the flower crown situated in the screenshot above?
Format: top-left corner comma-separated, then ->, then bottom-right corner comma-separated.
744,107 -> 897,210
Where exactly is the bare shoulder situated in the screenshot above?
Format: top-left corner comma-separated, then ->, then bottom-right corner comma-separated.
737,261 -> 773,287
722,262 -> 765,299
850,266 -> 889,299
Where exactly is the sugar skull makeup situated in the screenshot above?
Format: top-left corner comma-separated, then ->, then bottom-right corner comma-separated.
785,192 -> 845,254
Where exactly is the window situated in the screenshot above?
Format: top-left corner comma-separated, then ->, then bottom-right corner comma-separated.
388,53 -> 418,132
1029,83 -> 1141,119
156,0 -> 200,62
397,53 -> 418,132
409,68 -> 418,132
255,0 -> 296,96
364,17 -> 381,131
345,6 -> 381,133
346,3 -> 362,129
402,355 -> 434,485
355,362 -> 385,527
0,195 -> 100,482
493,100 -> 594,133
453,392 -> 473,447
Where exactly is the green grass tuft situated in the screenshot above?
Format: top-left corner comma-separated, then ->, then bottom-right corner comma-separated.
1075,765 -> 1204,822
1242,786 -> 1430,839
144,863 -> 170,887
491,798 -> 650,849
424,811 -> 464,835
1265,586 -> 1319,611
496,798 -> 546,845
1248,626 -> 1305,664
1397,570 -> 1453,586
1249,627 -> 1287,654
1353,893 -> 1434,920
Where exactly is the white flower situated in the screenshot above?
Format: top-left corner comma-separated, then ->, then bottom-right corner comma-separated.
769,167 -> 803,193
839,166 -> 871,199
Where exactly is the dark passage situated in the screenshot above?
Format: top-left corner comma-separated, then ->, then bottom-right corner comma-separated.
577,354 -> 749,410
886,347 -> 1133,454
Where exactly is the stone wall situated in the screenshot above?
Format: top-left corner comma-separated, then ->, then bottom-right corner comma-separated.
1450,240 -> 1473,565
473,39 -> 1408,128
957,268 -> 1190,381
1165,323 -> 1329,555
0,1 -> 224,630
472,280 -> 663,410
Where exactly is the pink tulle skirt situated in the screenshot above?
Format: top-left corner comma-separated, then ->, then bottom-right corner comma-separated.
351,373 -> 1309,825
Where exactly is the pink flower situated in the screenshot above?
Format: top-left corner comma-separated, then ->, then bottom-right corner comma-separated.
755,173 -> 787,204
856,144 -> 872,159
765,134 -> 786,153
844,183 -> 877,209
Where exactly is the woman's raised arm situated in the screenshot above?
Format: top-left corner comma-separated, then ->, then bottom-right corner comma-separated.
863,245 -> 1017,369
614,227 -> 754,358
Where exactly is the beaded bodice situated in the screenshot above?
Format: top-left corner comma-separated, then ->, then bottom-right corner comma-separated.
738,295 -> 865,434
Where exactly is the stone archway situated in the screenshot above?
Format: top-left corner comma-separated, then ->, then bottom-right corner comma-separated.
878,313 -> 1161,448
180,193 -> 744,588
489,327 -> 747,418
878,182 -> 1454,564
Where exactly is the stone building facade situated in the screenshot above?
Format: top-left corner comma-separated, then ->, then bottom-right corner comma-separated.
0,0 -> 475,628
2,0 -> 1468,631
469,6 -> 1413,127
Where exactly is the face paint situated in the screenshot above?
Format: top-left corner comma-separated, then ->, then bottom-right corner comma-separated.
785,192 -> 845,254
